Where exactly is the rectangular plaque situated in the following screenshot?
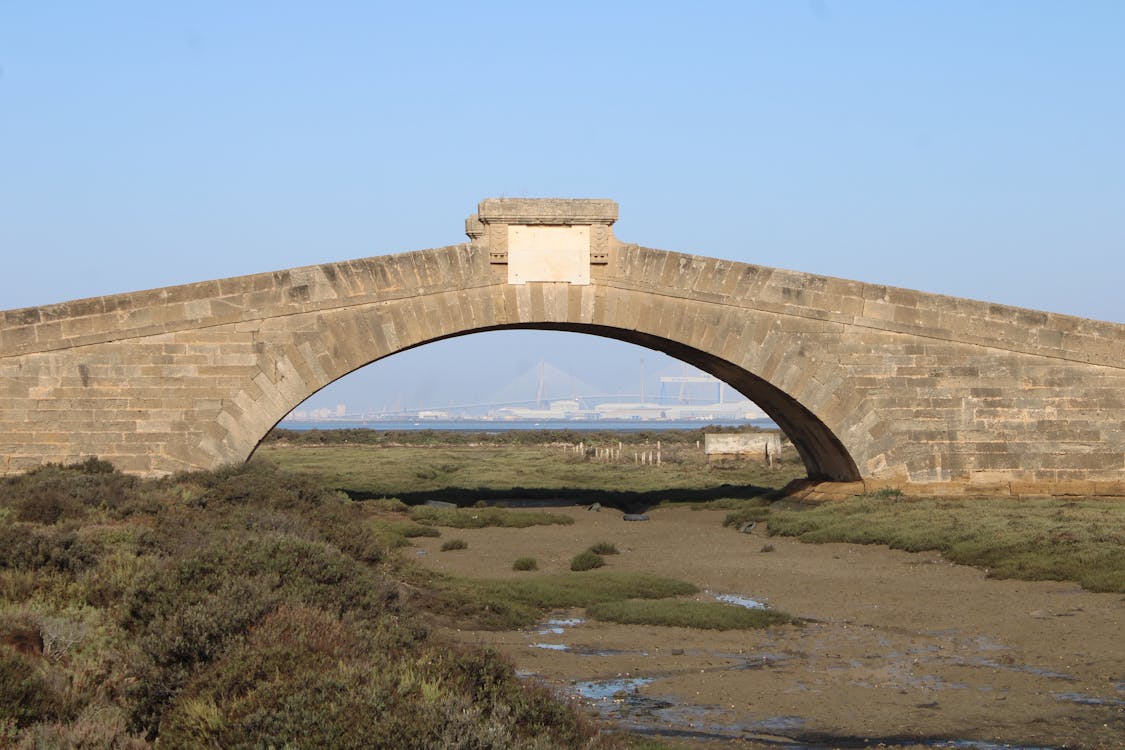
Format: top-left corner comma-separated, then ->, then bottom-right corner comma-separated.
507,225 -> 590,284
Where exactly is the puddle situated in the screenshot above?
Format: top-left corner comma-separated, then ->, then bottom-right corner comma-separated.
544,671 -> 1065,749
573,677 -> 672,716
530,642 -> 641,657
711,591 -> 768,609
724,651 -> 788,670
953,657 -> 1076,681
1053,691 -> 1125,707
574,676 -> 654,701
538,616 -> 584,635
751,714 -> 806,733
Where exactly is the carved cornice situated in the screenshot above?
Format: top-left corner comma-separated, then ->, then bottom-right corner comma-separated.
476,198 -> 618,226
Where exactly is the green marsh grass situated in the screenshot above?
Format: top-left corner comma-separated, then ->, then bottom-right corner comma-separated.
768,493 -> 1125,593
419,570 -> 699,629
587,599 -> 797,630
256,441 -> 801,509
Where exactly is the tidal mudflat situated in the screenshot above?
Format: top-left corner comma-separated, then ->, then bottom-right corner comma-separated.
412,504 -> 1124,749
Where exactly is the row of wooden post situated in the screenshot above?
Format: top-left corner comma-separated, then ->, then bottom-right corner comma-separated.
568,441 -> 662,465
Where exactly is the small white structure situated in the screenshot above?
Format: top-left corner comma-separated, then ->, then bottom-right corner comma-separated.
704,433 -> 786,465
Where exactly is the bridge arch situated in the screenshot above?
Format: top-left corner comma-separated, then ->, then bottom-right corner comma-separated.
252,323 -> 862,482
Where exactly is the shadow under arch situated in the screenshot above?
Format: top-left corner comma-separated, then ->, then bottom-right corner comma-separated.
258,322 -> 861,483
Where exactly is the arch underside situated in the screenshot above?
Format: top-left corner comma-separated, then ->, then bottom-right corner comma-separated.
260,322 -> 862,483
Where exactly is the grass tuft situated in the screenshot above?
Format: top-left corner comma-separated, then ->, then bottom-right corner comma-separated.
588,541 -> 619,555
570,550 -> 605,571
440,538 -> 468,552
512,557 -> 538,571
587,599 -> 797,630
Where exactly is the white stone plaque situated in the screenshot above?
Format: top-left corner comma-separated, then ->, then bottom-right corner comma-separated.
507,225 -> 590,285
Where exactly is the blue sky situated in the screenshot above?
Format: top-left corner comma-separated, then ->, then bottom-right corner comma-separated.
2,2 -> 1122,411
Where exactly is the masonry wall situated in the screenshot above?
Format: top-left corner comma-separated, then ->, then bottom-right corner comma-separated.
1,241 -> 1123,495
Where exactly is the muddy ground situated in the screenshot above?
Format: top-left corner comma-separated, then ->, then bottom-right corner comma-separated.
410,505 -> 1124,749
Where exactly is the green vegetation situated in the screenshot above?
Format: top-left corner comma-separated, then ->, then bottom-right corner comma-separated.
768,493 -> 1125,593
263,429 -> 1125,595
512,557 -> 538,571
264,424 -> 772,448
410,505 -> 574,529
587,599 -> 798,630
440,538 -> 468,551
419,571 -> 699,630
588,541 -> 619,555
11,430 -> 1121,745
570,550 -> 606,571
257,439 -> 802,511
0,460 -> 618,748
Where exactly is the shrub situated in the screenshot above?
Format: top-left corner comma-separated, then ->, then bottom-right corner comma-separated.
512,557 -> 538,571
440,539 -> 468,552
174,460 -> 334,513
0,524 -> 101,573
588,541 -> 619,555
368,497 -> 410,513
122,532 -> 402,736
0,459 -> 139,524
0,649 -> 64,727
569,550 -> 605,572
159,606 -> 603,750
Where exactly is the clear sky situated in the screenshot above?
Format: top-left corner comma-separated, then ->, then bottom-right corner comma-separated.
2,2 -> 1122,411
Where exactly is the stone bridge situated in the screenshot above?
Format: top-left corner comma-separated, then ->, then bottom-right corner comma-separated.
2,198 -> 1123,496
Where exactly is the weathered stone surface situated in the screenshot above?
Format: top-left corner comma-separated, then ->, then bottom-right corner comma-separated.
1,198 -> 1123,496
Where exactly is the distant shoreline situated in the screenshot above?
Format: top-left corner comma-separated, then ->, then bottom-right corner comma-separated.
277,418 -> 778,432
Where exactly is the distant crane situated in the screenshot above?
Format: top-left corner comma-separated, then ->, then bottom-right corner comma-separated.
658,374 -> 724,405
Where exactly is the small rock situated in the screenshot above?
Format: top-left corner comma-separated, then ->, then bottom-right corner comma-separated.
623,513 -> 650,522
737,521 -> 756,534
588,502 -> 602,512
424,500 -> 457,509
671,648 -> 685,656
